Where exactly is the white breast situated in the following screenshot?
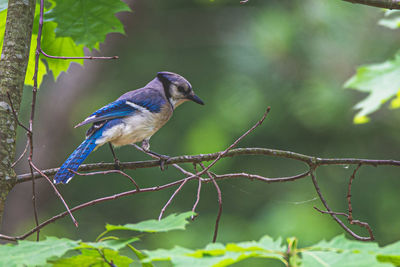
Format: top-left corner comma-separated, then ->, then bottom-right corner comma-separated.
95,105 -> 172,147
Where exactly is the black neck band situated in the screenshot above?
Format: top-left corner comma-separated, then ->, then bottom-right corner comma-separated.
157,74 -> 173,108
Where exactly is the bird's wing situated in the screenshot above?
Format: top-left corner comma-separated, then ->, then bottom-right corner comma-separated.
75,100 -> 137,128
75,97 -> 165,128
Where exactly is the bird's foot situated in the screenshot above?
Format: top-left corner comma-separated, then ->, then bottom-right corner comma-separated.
157,154 -> 170,171
113,158 -> 122,170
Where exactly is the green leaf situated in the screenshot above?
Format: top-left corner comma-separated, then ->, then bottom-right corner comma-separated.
52,248 -> 133,267
301,250 -> 391,267
379,10 -> 400,29
377,241 -> 400,266
23,5 -> 47,87
344,51 -> 400,123
301,235 -> 396,267
45,0 -> 131,49
41,21 -> 85,81
0,9 -> 7,52
142,235 -> 286,267
309,235 -> 379,252
0,236 -> 79,267
1,4 -> 47,87
105,212 -> 195,234
81,237 -> 139,251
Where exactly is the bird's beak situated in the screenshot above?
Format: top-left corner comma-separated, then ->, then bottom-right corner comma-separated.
187,93 -> 204,105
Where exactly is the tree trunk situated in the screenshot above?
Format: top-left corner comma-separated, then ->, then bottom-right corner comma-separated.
0,0 -> 35,226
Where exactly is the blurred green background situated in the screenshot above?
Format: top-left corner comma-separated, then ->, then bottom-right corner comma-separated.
4,0 -> 400,264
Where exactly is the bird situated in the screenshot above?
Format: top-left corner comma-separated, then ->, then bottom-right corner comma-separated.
53,71 -> 204,184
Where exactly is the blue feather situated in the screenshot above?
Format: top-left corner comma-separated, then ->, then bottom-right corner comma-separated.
53,129 -> 104,184
75,100 -> 137,127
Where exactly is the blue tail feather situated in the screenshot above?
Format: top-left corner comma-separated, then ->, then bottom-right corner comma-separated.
54,135 -> 99,184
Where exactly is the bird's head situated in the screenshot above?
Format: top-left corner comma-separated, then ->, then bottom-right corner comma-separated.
157,71 -> 204,108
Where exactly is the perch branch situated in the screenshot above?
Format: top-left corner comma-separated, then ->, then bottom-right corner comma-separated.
17,149 -> 400,182
342,0 -> 400,9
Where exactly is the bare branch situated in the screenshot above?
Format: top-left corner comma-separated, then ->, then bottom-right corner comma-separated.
17,148 -> 400,182
30,163 -> 78,227
12,141 -> 29,168
40,49 -> 118,60
347,164 -> 362,221
342,0 -> 400,10
158,179 -> 189,220
191,176 -> 202,220
6,92 -> 30,133
70,169 -> 140,191
199,163 -> 222,243
310,169 -> 374,241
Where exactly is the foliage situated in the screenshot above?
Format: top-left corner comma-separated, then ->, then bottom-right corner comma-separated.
45,0 -> 130,50
345,9 -> 400,123
0,237 -> 79,267
0,0 -> 130,86
1,213 -> 400,266
344,51 -> 400,124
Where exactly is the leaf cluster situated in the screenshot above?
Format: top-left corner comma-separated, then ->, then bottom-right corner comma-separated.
345,10 -> 400,123
0,0 -> 130,87
1,212 -> 400,267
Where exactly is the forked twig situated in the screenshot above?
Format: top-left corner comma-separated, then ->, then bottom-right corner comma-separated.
348,164 -> 362,221
199,163 -> 222,243
30,163 -> 78,227
191,175 -> 202,220
311,169 -> 374,241
197,107 -> 271,177
158,179 -> 189,221
6,92 -> 30,133
40,49 -> 118,60
313,207 -> 374,240
69,169 -> 140,191
12,141 -> 29,168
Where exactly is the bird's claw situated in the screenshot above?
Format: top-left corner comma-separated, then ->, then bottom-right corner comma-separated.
158,155 -> 170,171
114,159 -> 122,170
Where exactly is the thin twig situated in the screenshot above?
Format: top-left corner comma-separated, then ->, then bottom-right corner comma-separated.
97,249 -> 117,267
0,165 -> 376,242
200,163 -> 222,243
313,206 -> 374,240
310,169 -> 374,241
40,48 -> 118,60
191,175 -> 202,220
198,107 -> 271,177
213,171 -> 310,183
25,0 -> 46,242
12,141 -> 29,168
3,177 -> 194,241
172,163 -> 196,177
348,164 -> 362,222
70,169 -> 140,191
6,92 -> 30,133
30,163 -> 78,227
314,207 -> 349,217
158,179 -> 189,220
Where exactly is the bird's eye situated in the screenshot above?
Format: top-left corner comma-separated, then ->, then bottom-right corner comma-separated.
177,86 -> 185,93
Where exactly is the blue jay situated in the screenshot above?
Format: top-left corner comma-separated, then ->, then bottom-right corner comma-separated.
53,71 -> 204,184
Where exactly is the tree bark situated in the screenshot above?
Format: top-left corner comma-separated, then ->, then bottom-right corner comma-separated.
0,0 -> 35,225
